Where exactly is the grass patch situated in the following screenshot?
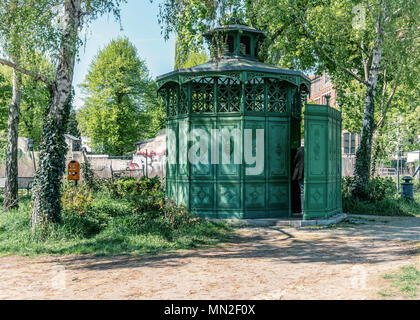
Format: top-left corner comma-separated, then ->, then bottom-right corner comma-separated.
343,193 -> 420,216
0,179 -> 232,257
379,265 -> 420,299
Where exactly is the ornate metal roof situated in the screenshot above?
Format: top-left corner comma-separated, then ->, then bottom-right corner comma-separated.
157,24 -> 311,91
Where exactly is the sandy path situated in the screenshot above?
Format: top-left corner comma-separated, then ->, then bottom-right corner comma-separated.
0,214 -> 419,300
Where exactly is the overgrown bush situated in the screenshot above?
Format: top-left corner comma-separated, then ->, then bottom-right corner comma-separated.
342,176 -> 420,216
0,176 -> 230,256
342,176 -> 396,202
59,177 -> 192,238
81,160 -> 95,189
61,182 -> 94,215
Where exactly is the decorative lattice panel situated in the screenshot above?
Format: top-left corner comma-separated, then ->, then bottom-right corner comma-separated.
245,78 -> 265,111
217,78 -> 241,112
191,77 -> 214,112
167,85 -> 178,117
179,83 -> 189,114
267,79 -> 286,112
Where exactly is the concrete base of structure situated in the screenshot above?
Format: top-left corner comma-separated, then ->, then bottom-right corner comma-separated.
209,213 -> 348,228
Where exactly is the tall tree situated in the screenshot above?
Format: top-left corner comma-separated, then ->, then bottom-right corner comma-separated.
0,0 -> 24,211
159,0 -> 419,198
0,68 -> 11,164
0,1 -> 59,211
0,0 -> 126,228
78,37 -> 153,155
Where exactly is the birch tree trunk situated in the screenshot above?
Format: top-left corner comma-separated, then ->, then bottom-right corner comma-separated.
352,11 -> 385,198
31,0 -> 81,227
3,65 -> 21,211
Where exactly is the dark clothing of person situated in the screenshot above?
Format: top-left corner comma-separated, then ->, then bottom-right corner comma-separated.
292,147 -> 304,181
298,179 -> 304,212
291,147 -> 304,214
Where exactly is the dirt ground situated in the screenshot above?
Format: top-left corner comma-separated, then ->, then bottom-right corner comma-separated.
0,214 -> 419,300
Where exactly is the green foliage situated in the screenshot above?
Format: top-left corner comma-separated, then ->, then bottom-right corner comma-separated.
342,176 -> 396,202
66,108 -> 81,140
136,80 -> 166,141
342,176 -> 420,216
78,37 -> 158,155
0,177 -> 231,256
0,68 -> 11,163
80,161 -> 95,189
174,37 -> 209,69
61,183 -> 94,216
19,54 -> 54,148
0,54 -> 54,151
107,176 -> 162,198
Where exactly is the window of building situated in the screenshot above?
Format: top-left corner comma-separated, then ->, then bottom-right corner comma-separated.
224,35 -> 234,54
240,36 -> 251,55
343,132 -> 357,155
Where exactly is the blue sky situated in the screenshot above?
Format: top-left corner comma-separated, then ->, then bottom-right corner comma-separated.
73,0 -> 175,108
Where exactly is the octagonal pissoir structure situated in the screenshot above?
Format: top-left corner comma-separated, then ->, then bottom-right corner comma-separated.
157,24 -> 341,219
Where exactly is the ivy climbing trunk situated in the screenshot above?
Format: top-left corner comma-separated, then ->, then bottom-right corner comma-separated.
3,65 -> 21,211
31,0 -> 82,228
370,133 -> 381,177
353,83 -> 377,197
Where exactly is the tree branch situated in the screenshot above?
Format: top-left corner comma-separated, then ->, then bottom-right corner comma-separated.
0,57 -> 52,88
375,83 -> 398,129
291,8 -> 369,86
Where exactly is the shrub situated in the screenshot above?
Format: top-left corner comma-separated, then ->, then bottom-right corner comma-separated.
61,183 -> 94,216
343,176 -> 396,202
57,176 -> 202,239
0,175 -> 231,256
342,176 -> 420,216
113,176 -> 162,198
60,209 -> 109,238
81,160 -> 95,189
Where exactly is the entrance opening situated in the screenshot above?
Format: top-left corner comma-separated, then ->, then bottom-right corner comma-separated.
291,147 -> 303,217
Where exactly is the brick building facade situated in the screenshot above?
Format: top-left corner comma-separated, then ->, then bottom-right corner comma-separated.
309,73 -> 337,106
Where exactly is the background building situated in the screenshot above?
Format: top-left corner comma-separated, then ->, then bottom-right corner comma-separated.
309,73 -> 337,106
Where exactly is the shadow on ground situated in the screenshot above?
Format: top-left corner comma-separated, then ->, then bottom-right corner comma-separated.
39,216 -> 420,272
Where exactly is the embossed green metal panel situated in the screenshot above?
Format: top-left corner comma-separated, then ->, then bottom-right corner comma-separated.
304,104 -> 342,219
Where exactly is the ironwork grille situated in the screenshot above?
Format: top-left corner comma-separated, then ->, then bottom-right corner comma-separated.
191,77 -> 214,112
217,77 -> 241,112
245,78 -> 264,111
167,85 -> 178,117
267,79 -> 286,112
179,83 -> 189,114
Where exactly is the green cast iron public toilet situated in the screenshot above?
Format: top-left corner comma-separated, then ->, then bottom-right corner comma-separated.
156,24 -> 342,219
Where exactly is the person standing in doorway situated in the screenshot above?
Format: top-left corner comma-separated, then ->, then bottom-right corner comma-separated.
292,146 -> 304,212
